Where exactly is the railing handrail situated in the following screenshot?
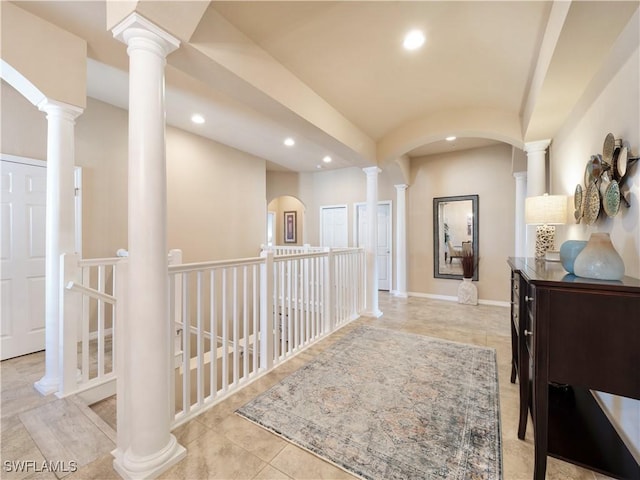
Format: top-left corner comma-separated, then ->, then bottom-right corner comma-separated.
66,281 -> 117,305
169,247 -> 364,274
169,256 -> 264,274
78,256 -> 123,267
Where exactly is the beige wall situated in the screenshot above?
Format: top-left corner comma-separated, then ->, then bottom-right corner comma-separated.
409,143 -> 515,302
1,2 -> 86,108
1,81 -> 47,159
166,128 -> 266,262
550,26 -> 639,278
2,84 -> 266,263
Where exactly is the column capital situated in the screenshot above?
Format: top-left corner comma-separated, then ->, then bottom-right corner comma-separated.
112,13 -> 180,57
394,184 -> 409,191
37,98 -> 83,120
363,166 -> 381,176
524,139 -> 551,155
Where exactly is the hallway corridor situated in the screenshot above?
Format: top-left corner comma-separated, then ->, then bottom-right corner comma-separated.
1,293 -> 612,479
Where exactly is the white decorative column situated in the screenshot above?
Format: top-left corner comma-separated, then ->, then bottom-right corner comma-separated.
394,184 -> 408,297
112,14 -> 185,479
363,167 -> 382,317
34,100 -> 83,396
525,139 -> 550,197
513,172 -> 527,258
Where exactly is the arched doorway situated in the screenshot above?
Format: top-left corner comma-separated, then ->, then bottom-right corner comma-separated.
267,195 -> 305,246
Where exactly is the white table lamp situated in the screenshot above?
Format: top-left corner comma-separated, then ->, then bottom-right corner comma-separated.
525,194 -> 568,259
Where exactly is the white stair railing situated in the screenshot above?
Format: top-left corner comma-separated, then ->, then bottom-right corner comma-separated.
169,247 -> 366,427
58,253 -> 125,400
57,246 -> 365,424
169,255 -> 264,423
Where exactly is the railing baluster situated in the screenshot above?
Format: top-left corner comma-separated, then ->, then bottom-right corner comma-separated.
243,265 -> 249,381
196,271 -> 204,407
287,260 -> 292,354
168,271 -> 176,418
232,267 -> 239,387
98,264 -> 105,378
252,263 -> 258,375
182,272 -> 190,415
210,269 -> 217,401
221,268 -> 228,393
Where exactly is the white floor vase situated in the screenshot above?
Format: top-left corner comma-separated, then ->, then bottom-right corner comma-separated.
458,277 -> 478,305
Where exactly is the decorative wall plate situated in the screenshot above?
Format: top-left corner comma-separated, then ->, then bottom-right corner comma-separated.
573,184 -> 583,223
574,184 -> 583,210
603,180 -> 621,217
584,154 -> 605,185
617,146 -> 628,178
583,181 -> 600,225
602,133 -> 616,165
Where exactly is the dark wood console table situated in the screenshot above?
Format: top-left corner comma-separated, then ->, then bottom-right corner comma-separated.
508,257 -> 640,480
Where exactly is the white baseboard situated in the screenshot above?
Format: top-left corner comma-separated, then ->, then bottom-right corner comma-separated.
407,291 -> 509,308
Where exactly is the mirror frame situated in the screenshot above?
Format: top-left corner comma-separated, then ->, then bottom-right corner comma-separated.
433,194 -> 479,281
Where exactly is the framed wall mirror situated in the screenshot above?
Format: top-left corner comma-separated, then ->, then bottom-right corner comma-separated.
433,194 -> 479,280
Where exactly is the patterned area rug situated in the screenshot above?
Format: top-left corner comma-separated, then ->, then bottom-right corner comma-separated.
237,326 -> 502,480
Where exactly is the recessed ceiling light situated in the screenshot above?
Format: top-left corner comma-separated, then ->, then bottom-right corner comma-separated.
191,114 -> 205,124
403,30 -> 425,51
446,136 -> 457,142
323,156 -> 332,163
316,165 -> 323,169
284,137 -> 295,147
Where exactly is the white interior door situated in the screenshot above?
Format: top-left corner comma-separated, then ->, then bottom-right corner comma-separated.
320,205 -> 348,248
356,202 -> 392,291
267,211 -> 275,246
1,158 -> 47,360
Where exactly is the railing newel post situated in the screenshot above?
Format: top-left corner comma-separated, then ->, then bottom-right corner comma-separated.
260,250 -> 274,370
323,247 -> 334,334
59,252 -> 82,397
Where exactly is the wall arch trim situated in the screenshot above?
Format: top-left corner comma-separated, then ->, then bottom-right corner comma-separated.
377,107 -> 525,165
0,59 -> 46,107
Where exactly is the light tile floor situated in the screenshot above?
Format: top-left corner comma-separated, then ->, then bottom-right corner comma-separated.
1,293 -> 616,479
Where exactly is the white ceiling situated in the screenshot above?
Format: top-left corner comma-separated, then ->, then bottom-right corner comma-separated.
8,1 -> 639,173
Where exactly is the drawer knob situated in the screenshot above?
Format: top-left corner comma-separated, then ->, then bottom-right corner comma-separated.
524,330 -> 533,336
525,295 -> 534,302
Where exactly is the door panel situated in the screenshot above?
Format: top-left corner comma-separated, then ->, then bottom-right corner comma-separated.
1,159 -> 47,360
356,202 -> 392,291
320,206 -> 348,248
377,204 -> 391,290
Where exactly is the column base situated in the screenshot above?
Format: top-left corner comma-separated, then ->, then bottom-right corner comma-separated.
34,376 -> 59,396
113,434 -> 186,480
392,290 -> 408,298
362,309 -> 383,318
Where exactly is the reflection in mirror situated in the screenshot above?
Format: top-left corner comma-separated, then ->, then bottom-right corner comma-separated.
433,195 -> 479,280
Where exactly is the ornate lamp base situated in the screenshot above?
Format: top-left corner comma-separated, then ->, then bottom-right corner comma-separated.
535,224 -> 556,259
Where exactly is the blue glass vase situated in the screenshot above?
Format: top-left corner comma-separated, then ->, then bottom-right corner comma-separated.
559,240 -> 588,274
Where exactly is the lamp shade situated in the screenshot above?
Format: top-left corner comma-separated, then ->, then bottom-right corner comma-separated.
525,194 -> 568,225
